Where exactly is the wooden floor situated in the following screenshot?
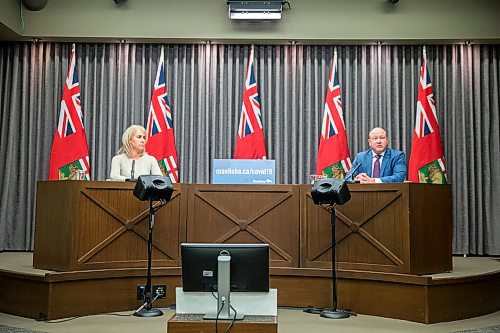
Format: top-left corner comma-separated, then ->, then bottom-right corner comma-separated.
0,252 -> 499,324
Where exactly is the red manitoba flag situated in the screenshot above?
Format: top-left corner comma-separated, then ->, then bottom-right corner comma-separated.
145,47 -> 179,183
408,48 -> 447,184
234,46 -> 267,159
49,45 -> 90,180
316,50 -> 351,178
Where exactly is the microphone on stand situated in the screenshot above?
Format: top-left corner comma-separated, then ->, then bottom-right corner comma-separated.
131,160 -> 136,181
126,160 -> 136,182
345,163 -> 361,183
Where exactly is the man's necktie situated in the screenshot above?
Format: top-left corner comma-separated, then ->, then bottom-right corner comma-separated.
373,155 -> 381,178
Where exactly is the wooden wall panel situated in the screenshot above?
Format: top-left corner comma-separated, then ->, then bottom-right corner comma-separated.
34,181 -> 81,271
426,274 -> 500,323
34,181 -> 186,271
409,184 -> 453,274
46,276 -> 180,319
185,184 -> 300,268
340,278 -> 427,322
34,182 -> 450,275
301,183 -> 452,275
0,274 -> 48,319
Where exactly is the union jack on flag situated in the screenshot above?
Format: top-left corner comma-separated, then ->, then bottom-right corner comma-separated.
49,45 -> 91,180
238,54 -> 262,138
408,47 -> 447,183
321,58 -> 345,140
57,52 -> 82,138
58,101 -> 77,138
234,46 -> 267,159
147,61 -> 173,136
415,59 -> 437,138
146,47 -> 180,183
316,49 -> 351,177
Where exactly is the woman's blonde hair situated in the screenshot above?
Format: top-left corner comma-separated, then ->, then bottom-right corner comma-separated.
117,125 -> 147,157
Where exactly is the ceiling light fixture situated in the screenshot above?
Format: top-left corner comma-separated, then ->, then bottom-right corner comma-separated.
227,1 -> 291,21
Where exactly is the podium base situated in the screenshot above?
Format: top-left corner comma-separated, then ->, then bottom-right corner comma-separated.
133,308 -> 163,317
320,309 -> 352,319
303,307 -> 322,314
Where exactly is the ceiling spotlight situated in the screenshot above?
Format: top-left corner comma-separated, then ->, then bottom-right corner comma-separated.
388,0 -> 399,3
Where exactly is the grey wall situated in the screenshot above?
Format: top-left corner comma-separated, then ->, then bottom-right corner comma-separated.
0,0 -> 23,34
2,0 -> 500,43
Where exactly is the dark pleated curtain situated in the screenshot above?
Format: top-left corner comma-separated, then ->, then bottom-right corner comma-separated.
0,42 -> 498,254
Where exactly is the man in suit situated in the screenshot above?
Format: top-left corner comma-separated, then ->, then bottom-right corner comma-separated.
345,127 -> 407,183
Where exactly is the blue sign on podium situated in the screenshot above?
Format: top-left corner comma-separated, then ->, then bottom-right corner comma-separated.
212,159 -> 276,185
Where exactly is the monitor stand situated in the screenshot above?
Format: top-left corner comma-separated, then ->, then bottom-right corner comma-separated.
203,310 -> 245,321
203,251 -> 245,321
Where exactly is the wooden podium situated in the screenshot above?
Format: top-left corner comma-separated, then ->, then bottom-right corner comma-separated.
34,182 -> 451,275
10,181 -> 499,324
301,183 -> 452,274
33,181 -> 185,271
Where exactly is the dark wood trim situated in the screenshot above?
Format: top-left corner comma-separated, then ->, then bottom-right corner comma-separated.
2,263 -> 499,323
167,314 -> 278,333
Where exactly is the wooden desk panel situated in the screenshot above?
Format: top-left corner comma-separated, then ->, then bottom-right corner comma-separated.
33,181 -> 185,271
34,182 -> 451,275
185,184 -> 300,268
300,183 -> 452,274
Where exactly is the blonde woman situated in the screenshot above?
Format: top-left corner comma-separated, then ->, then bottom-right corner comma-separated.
110,125 -> 162,181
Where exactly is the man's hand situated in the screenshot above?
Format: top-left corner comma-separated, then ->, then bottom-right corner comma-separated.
354,172 -> 376,184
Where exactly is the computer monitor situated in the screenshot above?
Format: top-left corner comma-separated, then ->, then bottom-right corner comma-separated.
181,243 -> 270,320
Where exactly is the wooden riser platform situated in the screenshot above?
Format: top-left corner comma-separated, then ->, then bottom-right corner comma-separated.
167,314 -> 278,333
1,253 -> 499,324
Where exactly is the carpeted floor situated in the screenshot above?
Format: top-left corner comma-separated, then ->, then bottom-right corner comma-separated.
0,326 -> 46,333
454,326 -> 500,333
2,309 -> 500,333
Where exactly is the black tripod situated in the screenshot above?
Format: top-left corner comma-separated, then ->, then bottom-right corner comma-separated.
305,178 -> 354,319
319,203 -> 353,319
134,199 -> 163,317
